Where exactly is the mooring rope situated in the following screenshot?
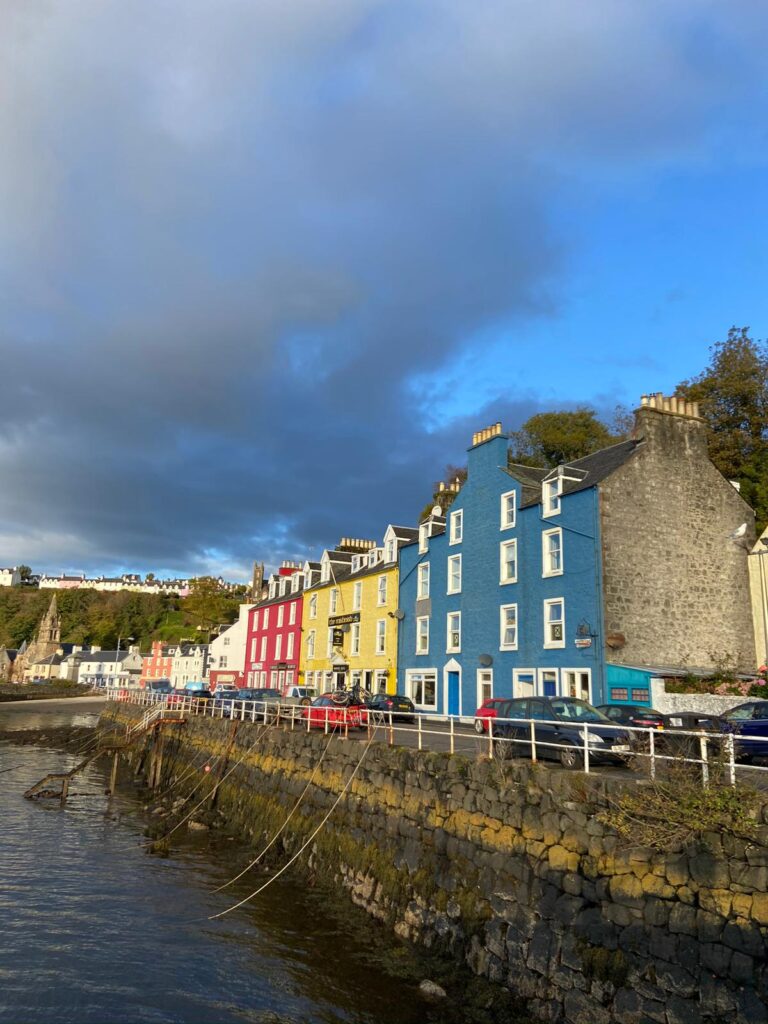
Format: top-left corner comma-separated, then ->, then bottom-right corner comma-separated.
208,724 -> 379,921
212,726 -> 338,893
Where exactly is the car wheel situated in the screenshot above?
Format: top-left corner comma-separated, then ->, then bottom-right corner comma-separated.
558,747 -> 583,770
474,718 -> 485,735
299,697 -> 311,706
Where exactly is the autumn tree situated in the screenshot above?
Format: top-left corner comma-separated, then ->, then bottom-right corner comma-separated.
509,408 -> 628,467
676,326 -> 768,527
182,577 -> 236,635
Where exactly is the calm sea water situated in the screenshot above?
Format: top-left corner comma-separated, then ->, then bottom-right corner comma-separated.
0,703 -> 483,1024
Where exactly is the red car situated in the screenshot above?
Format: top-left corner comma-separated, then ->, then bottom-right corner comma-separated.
473,697 -> 509,734
303,693 -> 367,729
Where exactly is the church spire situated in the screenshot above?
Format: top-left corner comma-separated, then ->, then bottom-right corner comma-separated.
37,595 -> 61,646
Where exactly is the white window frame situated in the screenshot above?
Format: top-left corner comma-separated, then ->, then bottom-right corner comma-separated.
542,477 -> 562,518
320,560 -> 330,583
263,607 -> 270,627
543,598 -> 565,649
375,669 -> 388,693
446,611 -> 461,654
286,633 -> 295,660
259,636 -> 267,661
477,669 -> 493,707
538,668 -> 559,696
309,594 -> 317,619
417,562 -> 430,600
385,539 -> 396,563
406,669 -> 437,710
416,616 -> 430,655
500,490 -> 516,530
563,668 -> 591,702
513,668 -> 536,698
289,602 -> 297,625
351,622 -> 361,656
327,627 -> 335,658
542,527 -> 563,577
377,575 -> 388,606
499,603 -> 518,651
275,634 -> 282,660
447,554 -> 462,595
449,509 -> 463,545
353,581 -> 362,611
500,539 -> 518,584
330,588 -> 338,614
375,618 -> 386,655
306,630 -> 315,660
419,523 -> 429,554
277,604 -> 284,627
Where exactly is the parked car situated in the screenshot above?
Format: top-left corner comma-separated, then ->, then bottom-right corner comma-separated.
596,704 -> 665,730
721,701 -> 768,762
282,685 -> 315,706
473,697 -> 510,734
214,687 -> 283,718
184,681 -> 213,701
146,679 -> 174,696
657,712 -> 733,759
303,693 -> 367,730
212,683 -> 239,697
493,696 -> 631,769
366,693 -> 416,724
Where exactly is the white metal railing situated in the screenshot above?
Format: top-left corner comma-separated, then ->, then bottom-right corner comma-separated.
104,688 -> 768,787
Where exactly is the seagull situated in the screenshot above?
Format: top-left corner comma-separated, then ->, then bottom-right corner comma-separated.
730,523 -> 748,540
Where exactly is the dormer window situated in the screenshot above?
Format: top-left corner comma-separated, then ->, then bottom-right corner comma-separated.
385,538 -> 396,563
351,555 -> 360,572
418,524 -> 429,554
543,477 -> 561,517
320,560 -> 330,583
449,509 -> 463,545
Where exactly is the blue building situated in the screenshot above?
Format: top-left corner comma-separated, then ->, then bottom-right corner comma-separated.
397,395 -> 757,714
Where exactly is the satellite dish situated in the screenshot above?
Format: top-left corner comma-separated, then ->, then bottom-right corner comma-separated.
431,505 -> 442,517
478,654 -> 493,667
394,609 -> 405,621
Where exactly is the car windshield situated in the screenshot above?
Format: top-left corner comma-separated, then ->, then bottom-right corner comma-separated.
724,705 -> 756,721
550,699 -> 611,723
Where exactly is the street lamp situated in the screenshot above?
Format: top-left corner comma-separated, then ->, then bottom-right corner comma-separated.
115,634 -> 135,688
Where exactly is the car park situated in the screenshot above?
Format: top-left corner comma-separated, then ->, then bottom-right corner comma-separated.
303,693 -> 367,730
473,697 -> 509,734
493,696 -> 631,769
366,693 -> 416,724
721,701 -> 768,761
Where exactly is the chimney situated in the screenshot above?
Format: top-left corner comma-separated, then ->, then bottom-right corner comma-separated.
633,391 -> 707,457
468,421 -> 507,477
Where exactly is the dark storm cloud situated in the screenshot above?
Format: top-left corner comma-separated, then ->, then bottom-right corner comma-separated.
1,0 -> 766,576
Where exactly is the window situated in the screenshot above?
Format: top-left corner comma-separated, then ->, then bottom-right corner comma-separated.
539,670 -> 558,697
289,602 -> 297,625
610,688 -> 629,702
376,619 -> 386,655
286,633 -> 295,660
306,630 -> 316,659
351,555 -> 360,572
500,604 -> 518,650
270,669 -> 278,687
419,523 -> 429,553
260,671 -> 267,687
330,589 -> 338,614
416,616 -> 429,654
377,575 -> 388,606
543,599 -> 565,648
223,636 -> 230,646
500,490 -> 516,529
351,670 -> 362,689
446,611 -> 461,653
286,670 -> 294,686
513,669 -> 536,698
277,605 -> 284,627
275,634 -> 282,660
417,562 -> 430,600
263,608 -> 269,627
564,669 -> 591,701
543,477 -> 561,517
291,575 -> 300,593
449,509 -> 463,545
353,581 -> 362,611
631,688 -> 650,703
375,670 -> 388,693
447,554 -> 462,594
385,538 -> 396,563
407,670 -> 437,708
477,669 -> 493,705
542,528 -> 563,577
327,627 -> 335,657
500,539 -> 517,584
260,636 -> 267,662
309,594 -> 317,619
220,656 -> 228,668
351,622 -> 361,656
320,561 -> 330,583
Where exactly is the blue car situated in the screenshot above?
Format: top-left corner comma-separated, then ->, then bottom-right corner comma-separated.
722,701 -> 768,762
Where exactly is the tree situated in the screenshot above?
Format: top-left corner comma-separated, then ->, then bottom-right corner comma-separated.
508,408 -> 627,467
676,326 -> 768,527
17,565 -> 32,582
182,577 -> 233,634
419,464 -> 468,522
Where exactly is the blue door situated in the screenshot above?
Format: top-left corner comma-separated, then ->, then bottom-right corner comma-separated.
448,672 -> 460,716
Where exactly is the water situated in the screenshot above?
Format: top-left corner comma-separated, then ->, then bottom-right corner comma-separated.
0,703 -> 483,1024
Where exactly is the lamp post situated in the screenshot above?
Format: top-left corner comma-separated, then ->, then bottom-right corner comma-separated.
115,634 -> 134,688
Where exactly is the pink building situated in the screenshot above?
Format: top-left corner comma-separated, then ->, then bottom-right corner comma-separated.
245,562 -> 308,692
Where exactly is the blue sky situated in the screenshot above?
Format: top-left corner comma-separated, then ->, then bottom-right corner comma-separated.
1,1 -> 766,580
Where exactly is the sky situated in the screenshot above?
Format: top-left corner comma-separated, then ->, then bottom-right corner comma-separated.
1,0 -> 767,581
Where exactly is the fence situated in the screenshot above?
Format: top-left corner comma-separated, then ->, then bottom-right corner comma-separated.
104,688 -> 768,787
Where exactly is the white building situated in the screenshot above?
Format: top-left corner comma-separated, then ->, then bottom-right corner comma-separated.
208,605 -> 251,687
0,567 -> 21,587
168,643 -> 208,689
76,647 -> 143,687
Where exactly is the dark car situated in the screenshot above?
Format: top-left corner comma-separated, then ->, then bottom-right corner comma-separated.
721,701 -> 768,762
146,679 -> 173,696
184,681 -> 213,701
214,687 -> 281,719
366,693 -> 416,724
657,712 -> 733,759
597,704 -> 665,730
493,696 -> 631,769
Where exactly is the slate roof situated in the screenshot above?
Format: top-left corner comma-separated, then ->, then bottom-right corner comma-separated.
390,526 -> 419,541
518,439 -> 640,508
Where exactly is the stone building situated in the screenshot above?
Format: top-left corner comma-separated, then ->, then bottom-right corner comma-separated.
12,595 -> 62,682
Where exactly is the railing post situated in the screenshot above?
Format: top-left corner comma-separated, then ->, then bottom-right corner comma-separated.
449,715 -> 455,755
700,735 -> 709,787
324,707 -> 329,735
530,720 -> 537,762
417,714 -> 423,751
582,724 -> 590,774
649,728 -> 656,780
388,711 -> 394,745
726,733 -> 736,787
488,718 -> 494,760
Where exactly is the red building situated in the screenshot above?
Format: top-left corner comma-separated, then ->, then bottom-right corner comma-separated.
245,562 -> 308,692
140,641 -> 173,687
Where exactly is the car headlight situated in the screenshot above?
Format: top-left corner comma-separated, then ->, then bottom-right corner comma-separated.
587,734 -> 606,745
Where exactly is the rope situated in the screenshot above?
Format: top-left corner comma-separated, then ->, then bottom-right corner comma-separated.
208,724 -> 379,921
212,727 -> 337,893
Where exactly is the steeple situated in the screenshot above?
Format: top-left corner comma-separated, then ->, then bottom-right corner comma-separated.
37,595 -> 61,646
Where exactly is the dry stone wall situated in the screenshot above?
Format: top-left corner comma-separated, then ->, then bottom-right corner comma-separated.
106,705 -> 768,1024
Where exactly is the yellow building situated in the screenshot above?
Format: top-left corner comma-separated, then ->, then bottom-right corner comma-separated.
301,526 -> 417,695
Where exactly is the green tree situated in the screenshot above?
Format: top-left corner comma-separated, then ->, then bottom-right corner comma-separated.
182,577 -> 234,635
17,565 -> 32,582
676,326 -> 768,527
509,408 -> 626,467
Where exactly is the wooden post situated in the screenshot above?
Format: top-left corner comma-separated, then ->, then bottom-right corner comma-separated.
154,732 -> 165,790
109,751 -> 119,796
60,777 -> 69,806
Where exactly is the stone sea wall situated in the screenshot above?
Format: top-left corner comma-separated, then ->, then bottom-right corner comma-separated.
104,704 -> 768,1024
